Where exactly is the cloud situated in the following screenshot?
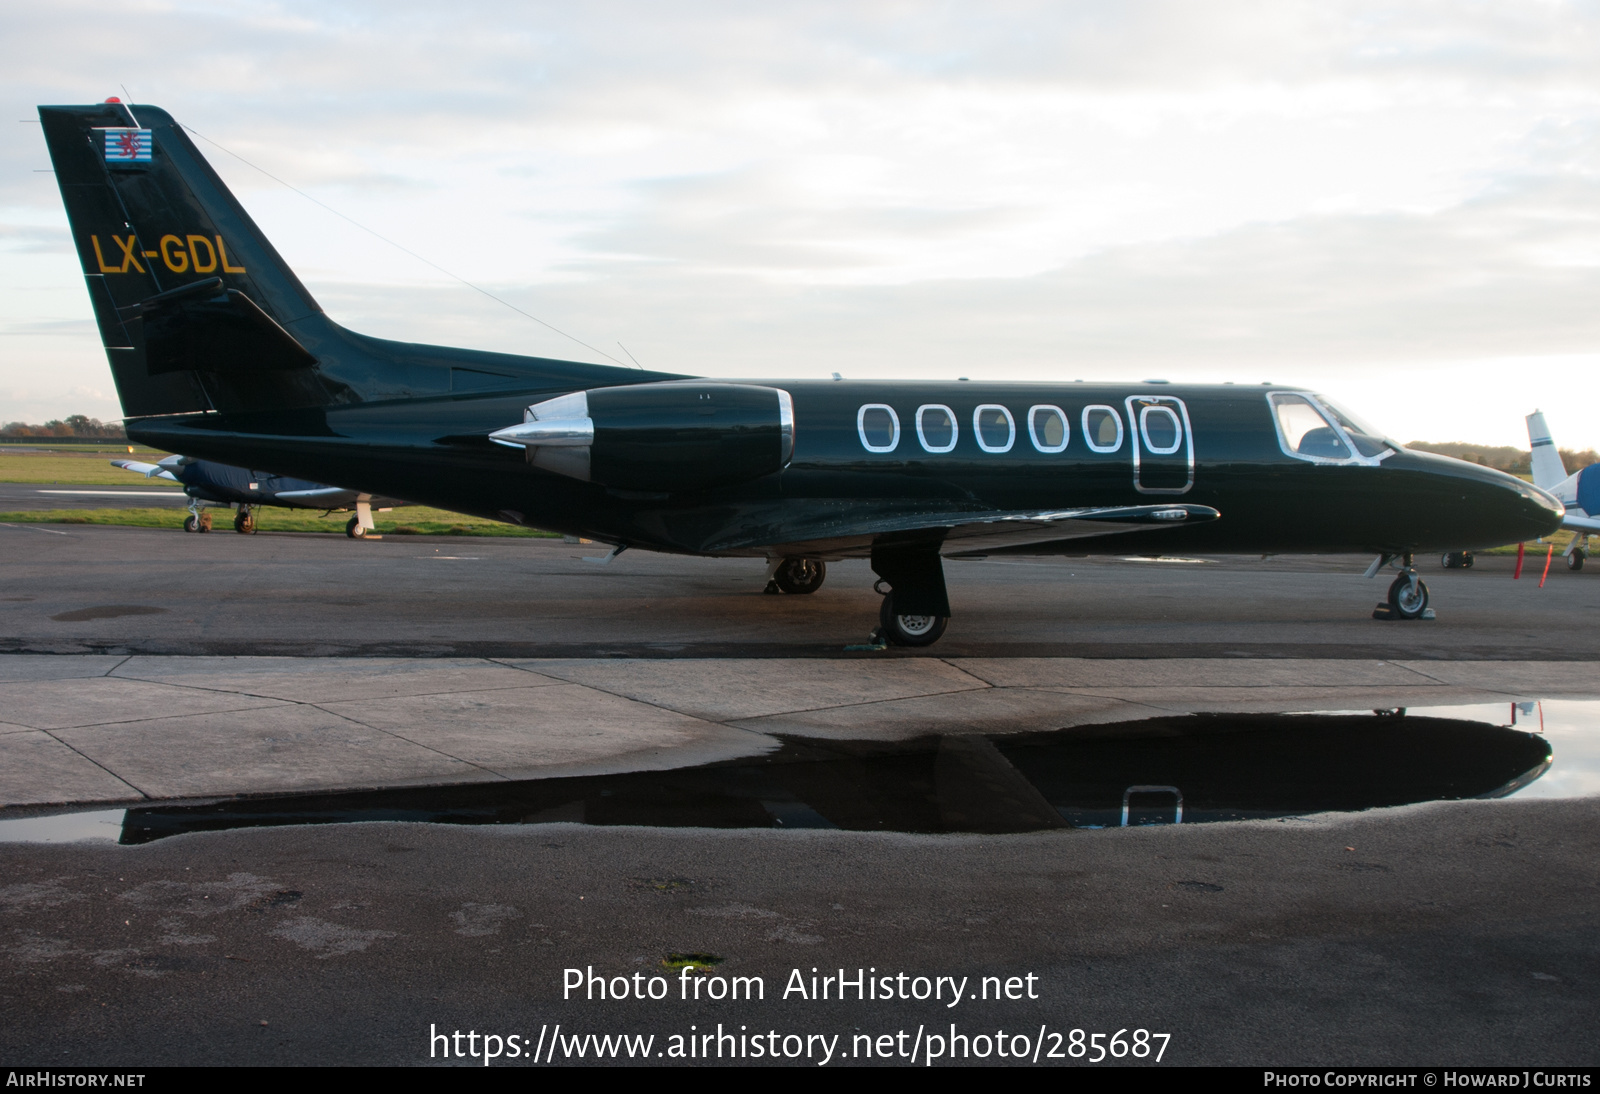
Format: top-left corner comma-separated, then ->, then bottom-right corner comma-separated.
3,1 -> 1600,444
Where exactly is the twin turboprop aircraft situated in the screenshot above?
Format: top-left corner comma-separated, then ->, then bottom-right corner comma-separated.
38,101 -> 1564,646
112,453 -> 404,536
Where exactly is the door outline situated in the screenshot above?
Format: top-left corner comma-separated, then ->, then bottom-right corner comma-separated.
1123,394 -> 1194,495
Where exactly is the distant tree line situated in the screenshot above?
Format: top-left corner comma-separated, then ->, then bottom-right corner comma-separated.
0,415 -> 126,440
1406,441 -> 1598,476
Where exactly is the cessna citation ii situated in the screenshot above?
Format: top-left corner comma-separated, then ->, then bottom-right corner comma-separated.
39,101 -> 1563,646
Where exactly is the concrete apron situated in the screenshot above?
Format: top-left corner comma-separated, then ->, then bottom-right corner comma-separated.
0,654 -> 1592,812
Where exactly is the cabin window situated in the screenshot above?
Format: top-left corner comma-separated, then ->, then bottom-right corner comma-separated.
1028,405 -> 1069,453
973,404 -> 1016,453
916,404 -> 959,453
1082,405 -> 1123,453
857,404 -> 900,453
1139,405 -> 1182,455
1268,393 -> 1353,461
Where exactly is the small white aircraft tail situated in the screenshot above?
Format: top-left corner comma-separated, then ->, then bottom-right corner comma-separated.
1526,410 -> 1568,491
1525,411 -> 1600,545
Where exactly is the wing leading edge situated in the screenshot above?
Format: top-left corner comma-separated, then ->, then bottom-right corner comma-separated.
708,503 -> 1220,559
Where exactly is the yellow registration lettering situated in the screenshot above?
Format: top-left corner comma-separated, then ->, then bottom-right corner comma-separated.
187,235 -> 218,273
111,235 -> 146,274
159,235 -> 189,273
216,235 -> 246,274
90,236 -> 120,274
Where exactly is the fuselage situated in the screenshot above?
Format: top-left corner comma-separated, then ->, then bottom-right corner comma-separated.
128,379 -> 1562,559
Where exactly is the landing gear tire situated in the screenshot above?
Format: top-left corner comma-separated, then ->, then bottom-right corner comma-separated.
878,593 -> 948,647
1568,551 -> 1585,572
773,557 -> 826,595
1440,551 -> 1474,569
234,510 -> 256,534
346,516 -> 367,539
183,515 -> 198,533
1387,573 -> 1430,619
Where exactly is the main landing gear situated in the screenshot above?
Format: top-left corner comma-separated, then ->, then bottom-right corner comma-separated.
764,557 -> 827,595
876,591 -> 948,647
1368,552 -> 1432,620
1566,536 -> 1589,571
183,500 -> 212,533
345,498 -> 379,539
234,505 -> 256,534
866,544 -> 951,648
1440,551 -> 1474,569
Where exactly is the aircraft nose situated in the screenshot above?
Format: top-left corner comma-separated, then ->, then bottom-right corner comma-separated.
1386,450 -> 1565,551
1472,463 -> 1564,545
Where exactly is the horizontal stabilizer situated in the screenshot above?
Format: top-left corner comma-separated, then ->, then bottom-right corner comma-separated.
110,459 -> 178,482
128,278 -> 318,376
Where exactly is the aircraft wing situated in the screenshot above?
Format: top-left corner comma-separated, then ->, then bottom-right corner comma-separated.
273,487 -> 408,509
110,459 -> 179,483
709,502 -> 1219,559
1562,512 -> 1600,533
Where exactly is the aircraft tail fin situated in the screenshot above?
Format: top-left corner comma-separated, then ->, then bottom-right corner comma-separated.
1526,411 -> 1569,491
38,101 -> 331,417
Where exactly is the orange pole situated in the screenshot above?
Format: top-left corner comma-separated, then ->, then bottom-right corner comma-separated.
1513,542 -> 1525,579
1539,544 -> 1554,587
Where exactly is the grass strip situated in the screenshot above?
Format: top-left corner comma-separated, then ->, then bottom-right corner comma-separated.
0,507 -> 559,537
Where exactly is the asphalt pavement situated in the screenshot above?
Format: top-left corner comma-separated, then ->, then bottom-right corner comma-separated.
0,483 -> 188,510
2,800 -> 1594,1066
1,521 -> 1596,1068
1,523 -> 1595,659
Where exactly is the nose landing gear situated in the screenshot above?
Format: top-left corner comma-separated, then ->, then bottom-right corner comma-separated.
1386,570 -> 1430,619
1368,552 -> 1434,620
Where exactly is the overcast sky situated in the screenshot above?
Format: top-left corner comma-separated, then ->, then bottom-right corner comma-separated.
3,1 -> 1598,448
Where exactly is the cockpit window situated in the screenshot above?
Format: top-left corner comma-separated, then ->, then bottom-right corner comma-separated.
1269,393 -> 1353,461
1317,398 -> 1392,459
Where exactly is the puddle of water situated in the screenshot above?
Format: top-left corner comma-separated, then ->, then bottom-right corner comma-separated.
1,703 -> 1592,846
0,809 -> 126,843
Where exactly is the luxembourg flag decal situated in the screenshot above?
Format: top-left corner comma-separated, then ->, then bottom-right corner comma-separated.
103,128 -> 152,162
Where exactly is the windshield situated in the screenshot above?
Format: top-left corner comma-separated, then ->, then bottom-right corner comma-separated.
1316,397 -> 1392,459
1269,393 -> 1351,460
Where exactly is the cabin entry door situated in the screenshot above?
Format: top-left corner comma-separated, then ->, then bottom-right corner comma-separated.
1124,395 -> 1194,495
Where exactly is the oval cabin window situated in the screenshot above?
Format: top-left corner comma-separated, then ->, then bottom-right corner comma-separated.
1082,405 -> 1124,453
1028,405 -> 1069,453
916,405 -> 958,453
857,404 -> 900,453
1139,405 -> 1182,455
973,405 -> 1015,453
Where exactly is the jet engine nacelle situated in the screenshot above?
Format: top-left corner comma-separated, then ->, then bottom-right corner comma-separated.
490,382 -> 795,493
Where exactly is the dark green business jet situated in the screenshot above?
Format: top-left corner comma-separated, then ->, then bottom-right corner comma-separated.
38,101 -> 1562,647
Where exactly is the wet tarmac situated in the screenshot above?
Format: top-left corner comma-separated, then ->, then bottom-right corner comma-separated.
0,708 -> 1563,846
4,523 -> 1599,659
2,523 -> 1597,1066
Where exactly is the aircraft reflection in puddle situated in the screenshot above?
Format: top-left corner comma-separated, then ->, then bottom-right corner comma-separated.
113,711 -> 1552,845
